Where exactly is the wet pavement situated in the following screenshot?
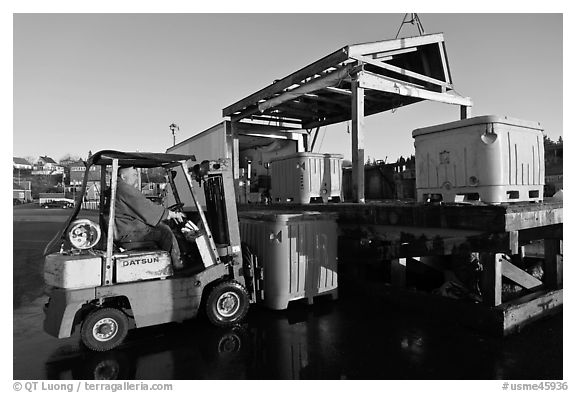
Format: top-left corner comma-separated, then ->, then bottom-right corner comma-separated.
13,206 -> 563,380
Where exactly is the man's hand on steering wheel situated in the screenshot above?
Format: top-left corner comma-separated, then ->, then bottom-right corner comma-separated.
167,210 -> 186,224
166,202 -> 185,212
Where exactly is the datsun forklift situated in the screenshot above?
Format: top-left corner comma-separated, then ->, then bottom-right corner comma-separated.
43,150 -> 257,351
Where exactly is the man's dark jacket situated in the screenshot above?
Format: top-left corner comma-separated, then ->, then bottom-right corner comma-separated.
114,179 -> 169,238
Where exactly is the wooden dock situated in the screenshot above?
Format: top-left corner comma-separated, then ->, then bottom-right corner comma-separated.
239,200 -> 563,335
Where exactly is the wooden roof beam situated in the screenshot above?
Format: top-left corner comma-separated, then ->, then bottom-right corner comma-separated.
352,54 -> 452,90
324,86 -> 352,96
372,47 -> 417,59
277,97 -> 345,115
230,105 -> 261,123
303,93 -> 350,108
357,71 -> 472,107
322,86 -> 384,104
238,130 -> 306,139
274,104 -> 321,119
302,95 -> 423,129
231,99 -> 318,123
249,115 -> 303,125
233,122 -> 302,132
258,64 -> 360,113
346,33 -> 445,57
438,41 -> 453,85
303,113 -> 350,129
223,48 -> 349,117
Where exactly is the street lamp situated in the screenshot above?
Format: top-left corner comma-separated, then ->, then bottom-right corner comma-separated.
169,123 -> 179,146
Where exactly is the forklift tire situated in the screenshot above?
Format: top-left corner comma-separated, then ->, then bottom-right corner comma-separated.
205,281 -> 249,327
80,308 -> 129,352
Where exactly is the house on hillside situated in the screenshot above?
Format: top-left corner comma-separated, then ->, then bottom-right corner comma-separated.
64,161 -> 109,209
33,156 -> 64,175
13,182 -> 32,203
66,160 -> 107,190
67,160 -> 102,185
13,157 -> 33,170
13,158 -> 33,184
141,182 -> 167,197
59,157 -> 80,167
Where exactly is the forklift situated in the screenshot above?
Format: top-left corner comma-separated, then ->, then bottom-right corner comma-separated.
43,150 -> 257,351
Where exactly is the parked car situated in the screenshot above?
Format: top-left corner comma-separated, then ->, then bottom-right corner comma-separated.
42,200 -> 74,209
13,198 -> 23,205
145,195 -> 163,205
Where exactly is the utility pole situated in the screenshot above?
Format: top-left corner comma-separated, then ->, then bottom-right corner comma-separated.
169,123 -> 179,146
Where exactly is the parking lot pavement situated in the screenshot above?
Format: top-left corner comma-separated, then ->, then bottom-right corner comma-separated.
13,207 -> 563,380
13,208 -> 80,379
13,204 -> 97,222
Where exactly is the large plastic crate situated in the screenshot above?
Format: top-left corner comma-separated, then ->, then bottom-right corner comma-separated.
270,153 -> 343,203
239,211 -> 338,310
412,115 -> 545,204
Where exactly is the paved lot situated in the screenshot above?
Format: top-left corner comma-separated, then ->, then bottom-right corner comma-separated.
13,205 -> 563,380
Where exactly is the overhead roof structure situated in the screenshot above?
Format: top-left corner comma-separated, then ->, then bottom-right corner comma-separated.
222,33 -> 473,202
88,150 -> 196,168
223,33 -> 471,130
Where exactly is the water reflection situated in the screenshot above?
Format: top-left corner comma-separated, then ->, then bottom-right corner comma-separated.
45,325 -> 250,380
44,300 -> 340,380
43,297 -> 562,380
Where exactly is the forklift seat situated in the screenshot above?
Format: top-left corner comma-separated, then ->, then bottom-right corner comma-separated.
117,240 -> 158,252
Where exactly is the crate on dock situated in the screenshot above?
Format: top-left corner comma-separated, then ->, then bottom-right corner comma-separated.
270,153 -> 343,203
413,115 -> 545,204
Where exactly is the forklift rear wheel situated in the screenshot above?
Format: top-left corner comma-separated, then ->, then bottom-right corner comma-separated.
206,281 -> 249,327
81,308 -> 129,352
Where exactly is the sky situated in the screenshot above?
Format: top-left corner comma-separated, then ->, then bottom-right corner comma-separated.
13,13 -> 563,163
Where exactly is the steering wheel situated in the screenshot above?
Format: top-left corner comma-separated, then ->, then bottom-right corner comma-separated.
166,202 -> 185,212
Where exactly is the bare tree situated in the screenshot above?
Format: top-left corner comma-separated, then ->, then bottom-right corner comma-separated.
59,153 -> 82,164
24,156 -> 37,166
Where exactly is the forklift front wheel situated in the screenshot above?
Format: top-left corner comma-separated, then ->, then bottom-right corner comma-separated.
80,308 -> 129,352
206,281 -> 249,327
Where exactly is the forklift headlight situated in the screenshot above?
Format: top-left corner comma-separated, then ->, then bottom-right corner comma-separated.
68,219 -> 101,250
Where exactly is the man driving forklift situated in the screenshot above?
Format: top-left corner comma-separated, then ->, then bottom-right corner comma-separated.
114,166 -> 186,269
43,151 -> 255,351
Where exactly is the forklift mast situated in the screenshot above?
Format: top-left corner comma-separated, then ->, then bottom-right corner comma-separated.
204,175 -> 230,246
187,158 -> 243,268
